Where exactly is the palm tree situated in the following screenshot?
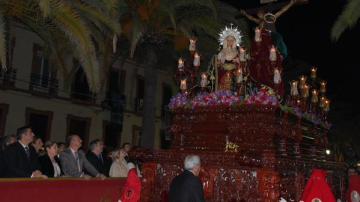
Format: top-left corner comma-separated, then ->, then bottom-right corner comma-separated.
331,0 -> 360,40
120,0 -> 246,148
0,0 -> 121,92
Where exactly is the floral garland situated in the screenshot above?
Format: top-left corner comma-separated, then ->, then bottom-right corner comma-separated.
168,87 -> 279,110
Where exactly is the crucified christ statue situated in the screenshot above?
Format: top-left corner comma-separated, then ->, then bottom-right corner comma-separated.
240,0 -> 308,32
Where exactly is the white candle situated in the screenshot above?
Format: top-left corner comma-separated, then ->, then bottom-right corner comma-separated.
310,67 -> 317,79
239,48 -> 246,62
269,46 -> 277,61
193,52 -> 200,67
189,38 -> 196,52
311,89 -> 318,103
299,75 -> 306,88
255,27 -> 261,42
178,58 -> 184,70
273,68 -> 281,84
236,68 -> 243,83
290,81 -> 299,97
200,73 -> 208,87
180,79 -> 187,91
320,81 -> 327,93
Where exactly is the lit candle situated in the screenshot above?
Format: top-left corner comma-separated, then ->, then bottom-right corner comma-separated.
290,81 -> 299,97
200,73 -> 208,88
320,81 -> 327,93
296,99 -> 301,106
273,67 -> 281,84
299,75 -> 306,89
269,46 -> 277,62
180,79 -> 187,91
189,38 -> 196,52
178,58 -> 184,70
319,96 -> 326,108
193,52 -> 200,67
311,89 -> 318,103
301,84 -> 309,98
255,27 -> 261,42
236,68 -> 243,83
239,47 -> 246,62
310,67 -> 317,79
324,99 -> 330,112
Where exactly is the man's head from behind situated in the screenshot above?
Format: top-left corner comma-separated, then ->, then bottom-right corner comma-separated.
67,134 -> 82,151
89,139 -> 104,155
184,155 -> 201,176
17,126 -> 34,145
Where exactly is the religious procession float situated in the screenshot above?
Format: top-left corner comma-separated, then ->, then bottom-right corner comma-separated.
133,24 -> 345,202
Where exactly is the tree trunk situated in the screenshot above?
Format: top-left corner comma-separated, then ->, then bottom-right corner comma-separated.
141,46 -> 158,148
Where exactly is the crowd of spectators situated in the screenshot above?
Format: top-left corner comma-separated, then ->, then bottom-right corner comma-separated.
0,125 -> 138,179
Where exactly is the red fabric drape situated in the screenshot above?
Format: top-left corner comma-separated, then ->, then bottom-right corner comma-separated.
0,178 -> 125,202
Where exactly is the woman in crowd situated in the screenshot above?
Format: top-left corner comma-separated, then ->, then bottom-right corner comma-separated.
109,148 -> 128,177
39,141 -> 62,178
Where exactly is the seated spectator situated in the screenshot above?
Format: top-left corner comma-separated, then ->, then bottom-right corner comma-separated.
109,148 -> 128,177
3,126 -> 46,178
32,136 -> 44,156
39,141 -> 62,178
0,134 -> 16,151
0,134 -> 16,177
60,134 -> 105,178
86,139 -> 109,176
57,142 -> 66,157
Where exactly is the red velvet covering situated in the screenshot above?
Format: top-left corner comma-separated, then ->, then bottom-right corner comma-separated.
0,178 -> 125,202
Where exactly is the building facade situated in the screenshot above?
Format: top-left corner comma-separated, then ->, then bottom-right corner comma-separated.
0,24 -> 175,149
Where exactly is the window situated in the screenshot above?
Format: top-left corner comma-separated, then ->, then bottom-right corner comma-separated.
103,121 -> 121,149
135,76 -> 144,112
67,115 -> 91,148
132,125 -> 142,146
0,104 -> 9,137
30,44 -> 58,94
71,67 -> 95,103
25,108 -> 53,141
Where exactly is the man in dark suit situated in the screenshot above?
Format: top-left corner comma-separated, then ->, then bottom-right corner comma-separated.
86,139 -> 109,176
4,126 -> 46,178
169,155 -> 205,202
60,135 -> 105,178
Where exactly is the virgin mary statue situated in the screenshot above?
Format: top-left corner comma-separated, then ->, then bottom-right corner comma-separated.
212,25 -> 243,91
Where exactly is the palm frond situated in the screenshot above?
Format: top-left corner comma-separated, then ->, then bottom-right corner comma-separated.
331,0 -> 360,41
129,14 -> 144,58
52,2 -> 100,91
38,0 -> 51,17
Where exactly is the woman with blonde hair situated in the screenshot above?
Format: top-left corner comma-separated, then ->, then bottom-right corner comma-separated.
109,148 -> 128,177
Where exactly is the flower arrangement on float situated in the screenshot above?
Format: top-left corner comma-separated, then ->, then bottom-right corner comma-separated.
168,87 -> 279,110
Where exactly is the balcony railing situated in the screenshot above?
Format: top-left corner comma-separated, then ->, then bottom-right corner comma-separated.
0,69 -> 17,87
71,91 -> 97,104
29,73 -> 59,95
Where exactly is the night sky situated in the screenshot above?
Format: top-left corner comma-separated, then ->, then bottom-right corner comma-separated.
224,0 -> 360,145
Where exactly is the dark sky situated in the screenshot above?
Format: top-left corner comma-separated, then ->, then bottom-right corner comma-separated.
224,0 -> 360,143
